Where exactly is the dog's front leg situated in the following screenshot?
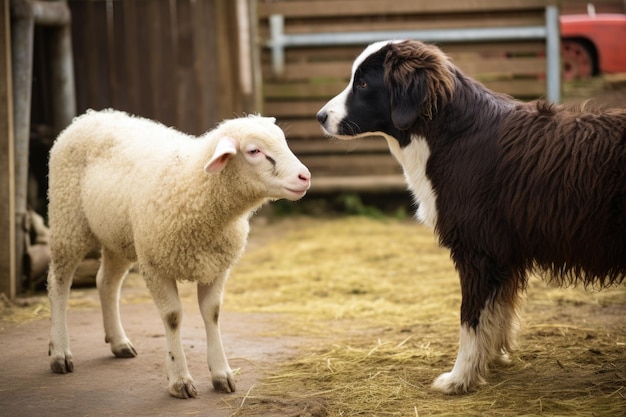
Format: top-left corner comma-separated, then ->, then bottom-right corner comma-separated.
432,256 -> 522,394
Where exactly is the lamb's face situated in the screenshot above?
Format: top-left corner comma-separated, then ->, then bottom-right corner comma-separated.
205,116 -> 311,201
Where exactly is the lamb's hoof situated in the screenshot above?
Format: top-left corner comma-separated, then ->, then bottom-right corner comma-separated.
112,343 -> 137,358
432,371 -> 480,395
169,377 -> 198,399
212,372 -> 236,393
50,356 -> 74,374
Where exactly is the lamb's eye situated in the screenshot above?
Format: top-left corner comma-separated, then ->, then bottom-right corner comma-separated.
247,148 -> 260,155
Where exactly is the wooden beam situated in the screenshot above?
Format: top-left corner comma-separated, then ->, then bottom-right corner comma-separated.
310,175 -> 407,193
258,0 -> 549,18
0,0 -> 16,299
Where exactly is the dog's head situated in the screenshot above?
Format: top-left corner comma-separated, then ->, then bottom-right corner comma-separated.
317,40 -> 455,146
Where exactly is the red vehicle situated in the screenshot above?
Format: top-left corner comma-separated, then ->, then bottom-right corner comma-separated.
560,13 -> 626,80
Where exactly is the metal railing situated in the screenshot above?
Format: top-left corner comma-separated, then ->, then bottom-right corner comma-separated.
265,5 -> 561,102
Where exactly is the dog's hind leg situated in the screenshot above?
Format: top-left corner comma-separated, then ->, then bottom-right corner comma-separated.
432,256 -> 522,394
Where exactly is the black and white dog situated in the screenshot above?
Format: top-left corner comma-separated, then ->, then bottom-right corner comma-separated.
317,40 -> 626,394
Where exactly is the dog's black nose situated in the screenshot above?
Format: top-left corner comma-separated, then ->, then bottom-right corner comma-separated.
316,111 -> 328,125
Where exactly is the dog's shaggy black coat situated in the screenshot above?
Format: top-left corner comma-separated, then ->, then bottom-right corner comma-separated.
317,40 -> 626,393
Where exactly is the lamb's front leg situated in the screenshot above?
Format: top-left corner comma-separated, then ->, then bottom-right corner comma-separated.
145,275 -> 197,399
198,271 -> 236,393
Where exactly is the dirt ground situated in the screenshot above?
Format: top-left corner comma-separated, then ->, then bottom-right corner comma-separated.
1,215 -> 625,417
0,305 -> 297,417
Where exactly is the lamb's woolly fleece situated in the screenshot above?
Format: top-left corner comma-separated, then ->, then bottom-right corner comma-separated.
48,109 -> 283,285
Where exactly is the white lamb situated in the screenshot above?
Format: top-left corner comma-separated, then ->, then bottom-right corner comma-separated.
47,109 -> 311,399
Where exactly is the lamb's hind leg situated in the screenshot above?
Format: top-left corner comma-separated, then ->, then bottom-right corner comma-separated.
48,240 -> 93,374
432,258 -> 521,394
198,271 -> 235,393
48,260 -> 79,373
144,274 -> 197,399
96,248 -> 136,358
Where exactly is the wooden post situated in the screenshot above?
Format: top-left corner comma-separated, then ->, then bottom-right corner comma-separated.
236,0 -> 262,114
0,0 -> 16,299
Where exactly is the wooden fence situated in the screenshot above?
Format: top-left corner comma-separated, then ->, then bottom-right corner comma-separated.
60,0 -> 255,136
257,0 -> 559,192
562,0 -> 626,14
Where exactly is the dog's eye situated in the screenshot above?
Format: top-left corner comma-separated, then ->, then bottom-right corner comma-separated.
357,80 -> 368,89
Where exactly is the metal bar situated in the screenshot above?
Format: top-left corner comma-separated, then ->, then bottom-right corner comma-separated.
269,14 -> 285,75
545,4 -> 561,102
267,26 -> 548,49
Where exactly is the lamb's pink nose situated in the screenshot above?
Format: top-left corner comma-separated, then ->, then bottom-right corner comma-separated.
298,169 -> 311,188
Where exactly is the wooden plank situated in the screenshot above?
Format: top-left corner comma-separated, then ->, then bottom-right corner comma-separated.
562,0 -> 625,14
84,1 -> 108,109
260,42 -> 546,66
262,45 -> 366,63
109,1 -> 131,112
288,136 -> 391,154
82,2 -> 100,109
301,153 -> 402,177
441,42 -> 546,56
196,0 -> 219,130
265,100 -> 328,117
214,0 -> 237,121
191,0 -> 209,133
482,79 -> 547,97
264,76 -> 547,100
104,0 -> 118,109
136,2 -> 156,117
264,81 -> 350,99
263,61 -> 351,82
311,175 -> 407,193
157,0 -> 178,127
122,0 -> 141,113
258,0 -> 550,18
0,0 -> 15,298
279,119 -> 329,138
263,54 -> 546,83
174,0 -> 197,133
454,56 -> 547,77
69,1 -> 88,112
146,0 -> 165,123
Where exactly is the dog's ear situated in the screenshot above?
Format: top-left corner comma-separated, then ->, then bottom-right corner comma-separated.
386,65 -> 430,130
384,41 -> 454,130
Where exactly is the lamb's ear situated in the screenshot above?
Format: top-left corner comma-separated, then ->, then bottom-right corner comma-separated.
204,136 -> 238,173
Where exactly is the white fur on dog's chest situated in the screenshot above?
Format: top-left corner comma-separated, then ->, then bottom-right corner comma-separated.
385,135 -> 438,228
